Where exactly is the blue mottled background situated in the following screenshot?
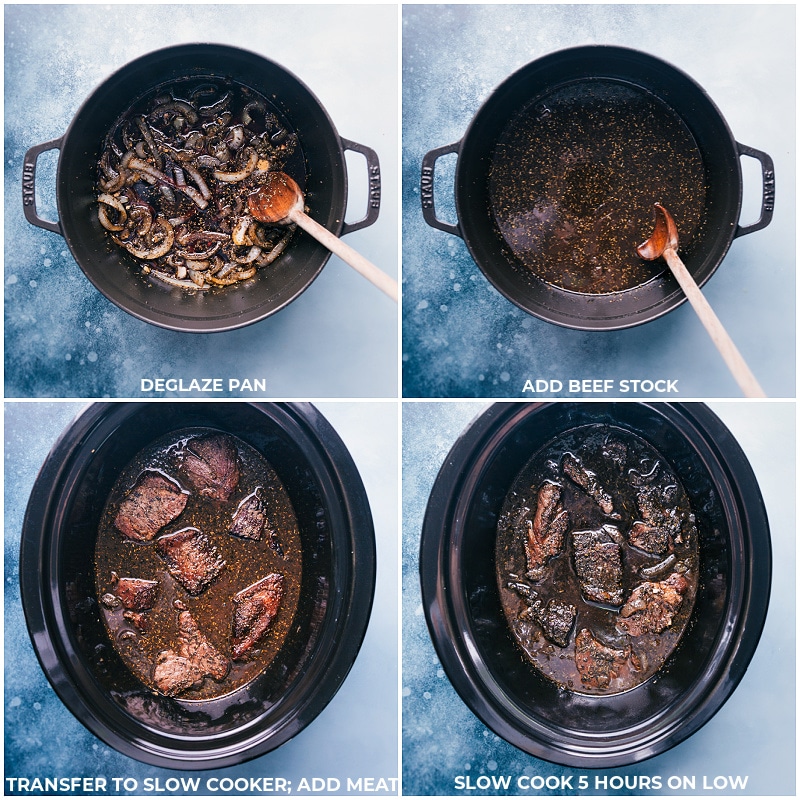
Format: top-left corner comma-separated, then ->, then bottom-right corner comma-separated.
5,401 -> 398,794
5,5 -> 398,399
401,5 -> 795,398
402,401 -> 795,795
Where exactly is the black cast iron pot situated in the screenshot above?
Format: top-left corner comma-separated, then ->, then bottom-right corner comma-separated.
22,44 -> 381,332
20,402 -> 376,769
421,46 -> 774,330
419,402 -> 770,767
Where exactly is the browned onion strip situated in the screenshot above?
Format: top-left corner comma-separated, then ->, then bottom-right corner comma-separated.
180,186 -> 208,209
119,218 -> 174,260
231,215 -> 253,246
150,100 -> 198,124
135,116 -> 162,170
187,268 -> 207,287
97,81 -> 300,291
257,228 -> 295,266
232,246 -> 262,264
127,156 -> 171,185
213,149 -> 258,183
183,164 -> 211,200
150,269 -> 209,290
176,242 -> 221,260
97,193 -> 128,231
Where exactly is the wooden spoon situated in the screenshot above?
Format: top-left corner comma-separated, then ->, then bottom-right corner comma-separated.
248,173 -> 398,302
637,203 -> 765,398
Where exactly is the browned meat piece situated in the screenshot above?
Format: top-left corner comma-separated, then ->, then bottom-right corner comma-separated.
617,573 -> 689,636
181,434 -> 240,502
176,610 -> 230,680
525,481 -> 569,579
231,574 -> 284,660
152,610 -> 230,696
230,489 -> 285,555
152,652 -> 202,696
230,490 -> 267,540
562,453 -> 615,516
574,628 -> 628,689
156,528 -> 225,595
114,576 -> 159,611
123,610 -> 150,632
601,439 -> 628,471
530,598 -> 577,648
628,485 -> 681,555
572,526 -> 624,605
114,471 -> 188,542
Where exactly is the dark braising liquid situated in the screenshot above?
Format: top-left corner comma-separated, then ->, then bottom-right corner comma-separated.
489,80 -> 708,294
95,428 -> 302,700
496,425 -> 698,695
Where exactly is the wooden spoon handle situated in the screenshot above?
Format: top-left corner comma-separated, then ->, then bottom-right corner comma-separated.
664,248 -> 766,398
289,209 -> 398,302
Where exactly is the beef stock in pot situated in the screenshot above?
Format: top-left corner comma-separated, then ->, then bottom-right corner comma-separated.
421,46 -> 774,330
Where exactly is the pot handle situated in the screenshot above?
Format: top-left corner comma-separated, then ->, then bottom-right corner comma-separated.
421,140 -> 463,238
734,142 -> 775,238
23,137 -> 64,236
340,138 -> 381,235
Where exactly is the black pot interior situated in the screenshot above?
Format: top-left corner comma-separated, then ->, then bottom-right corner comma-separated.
57,44 -> 347,331
457,46 -> 742,329
423,403 -> 768,766
24,403 -> 373,766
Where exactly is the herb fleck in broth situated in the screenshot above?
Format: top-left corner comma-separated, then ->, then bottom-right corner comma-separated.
495,425 -> 699,695
95,428 -> 302,700
488,80 -> 708,294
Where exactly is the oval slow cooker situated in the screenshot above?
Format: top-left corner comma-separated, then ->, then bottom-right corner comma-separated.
421,46 -> 775,330
20,402 -> 376,769
419,402 -> 770,767
22,44 -> 381,332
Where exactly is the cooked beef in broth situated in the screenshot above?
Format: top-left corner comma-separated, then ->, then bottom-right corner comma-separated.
113,471 -> 188,542
496,424 -> 698,695
96,428 -> 302,700
489,80 -> 708,294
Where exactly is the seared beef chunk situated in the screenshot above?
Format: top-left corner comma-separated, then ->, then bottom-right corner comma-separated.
530,598 -> 577,648
562,453 -> 615,516
230,489 -> 284,555
114,576 -> 159,611
153,609 -> 230,696
525,481 -> 569,579
572,526 -> 624,605
601,439 -> 628,471
156,528 -> 225,595
231,574 -> 284,660
617,572 -> 689,636
230,490 -> 267,540
574,628 -> 628,689
177,610 -> 229,680
153,651 -> 201,696
628,484 -> 681,555
123,610 -> 149,632
181,434 -> 240,502
114,471 -> 188,541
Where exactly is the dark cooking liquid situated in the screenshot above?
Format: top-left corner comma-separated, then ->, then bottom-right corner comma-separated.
488,80 -> 708,294
496,425 -> 698,695
95,428 -> 302,700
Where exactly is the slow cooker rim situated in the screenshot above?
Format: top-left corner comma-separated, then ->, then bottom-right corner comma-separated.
20,401 -> 376,769
420,401 -> 770,767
